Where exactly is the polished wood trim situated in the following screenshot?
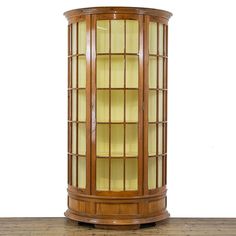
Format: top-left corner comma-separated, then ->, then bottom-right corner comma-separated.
65,209 -> 169,226
64,7 -> 172,24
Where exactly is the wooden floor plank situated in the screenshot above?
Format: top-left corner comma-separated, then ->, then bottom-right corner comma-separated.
0,218 -> 236,236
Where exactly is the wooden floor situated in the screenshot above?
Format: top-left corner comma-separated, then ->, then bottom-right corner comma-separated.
0,218 -> 236,235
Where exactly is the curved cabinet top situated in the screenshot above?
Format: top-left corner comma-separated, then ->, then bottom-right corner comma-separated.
64,7 -> 172,24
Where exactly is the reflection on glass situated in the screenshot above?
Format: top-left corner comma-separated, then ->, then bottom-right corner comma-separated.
96,124 -> 109,156
126,20 -> 138,53
125,158 -> 138,190
78,90 -> 86,121
97,20 -> 109,53
97,56 -> 109,88
158,124 -> 163,155
111,20 -> 124,53
72,57 -> 77,88
148,124 -> 156,156
78,56 -> 86,88
97,90 -> 109,122
78,157 -> 86,188
159,24 -> 164,55
96,158 -> 109,190
126,124 -> 138,156
72,23 -> 77,55
158,91 -> 163,121
158,156 -> 162,188
111,56 -> 124,88
111,159 -> 124,190
149,56 -> 157,88
78,21 -> 86,54
72,123 -> 77,154
111,90 -> 124,122
158,57 -> 163,88
126,90 -> 138,122
148,91 -> 157,122
72,155 -> 77,187
148,157 -> 156,189
149,22 -> 157,54
72,90 -> 77,121
111,124 -> 124,156
78,123 -> 86,155
126,56 -> 138,88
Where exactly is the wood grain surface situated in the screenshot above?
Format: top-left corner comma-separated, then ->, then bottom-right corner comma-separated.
0,218 -> 236,235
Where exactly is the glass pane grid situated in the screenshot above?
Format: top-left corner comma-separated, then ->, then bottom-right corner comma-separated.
148,21 -> 167,190
69,21 -> 87,190
96,19 -> 139,192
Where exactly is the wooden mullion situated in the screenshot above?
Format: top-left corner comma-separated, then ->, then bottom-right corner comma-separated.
162,24 -> 167,186
143,15 -> 149,195
76,22 -> 79,188
156,22 -> 159,189
164,25 -> 168,185
108,19 -> 111,191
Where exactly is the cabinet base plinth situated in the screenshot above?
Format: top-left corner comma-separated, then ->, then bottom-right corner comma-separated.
66,187 -> 169,229
65,209 -> 169,229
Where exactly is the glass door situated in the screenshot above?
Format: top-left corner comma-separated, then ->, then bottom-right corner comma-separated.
92,15 -> 143,194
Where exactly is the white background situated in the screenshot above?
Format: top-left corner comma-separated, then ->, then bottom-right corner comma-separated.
0,0 -> 235,217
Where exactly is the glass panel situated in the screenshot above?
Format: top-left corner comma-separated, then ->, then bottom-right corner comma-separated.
96,124 -> 109,156
125,158 -> 138,190
111,124 -> 124,156
111,20 -> 124,53
72,90 -> 77,121
97,90 -> 109,122
158,124 -> 163,154
111,56 -> 124,88
158,91 -> 163,122
78,90 -> 86,121
126,56 -> 138,88
126,20 -> 138,53
111,90 -> 124,122
148,157 -> 156,189
149,22 -> 157,54
96,158 -> 109,190
158,57 -> 163,88
126,90 -> 138,122
149,56 -> 157,88
159,24 -> 164,55
72,155 -> 77,187
78,123 -> 86,155
78,157 -> 86,188
72,56 -> 77,88
126,124 -> 138,157
72,23 -> 77,55
158,156 -> 162,187
148,124 -> 156,156
72,123 -> 77,154
97,20 -> 109,53
148,91 -> 157,122
78,56 -> 86,88
97,56 -> 109,88
111,159 -> 124,191
78,21 -> 86,54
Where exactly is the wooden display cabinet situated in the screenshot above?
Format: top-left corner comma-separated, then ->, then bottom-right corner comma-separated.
64,7 -> 172,229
